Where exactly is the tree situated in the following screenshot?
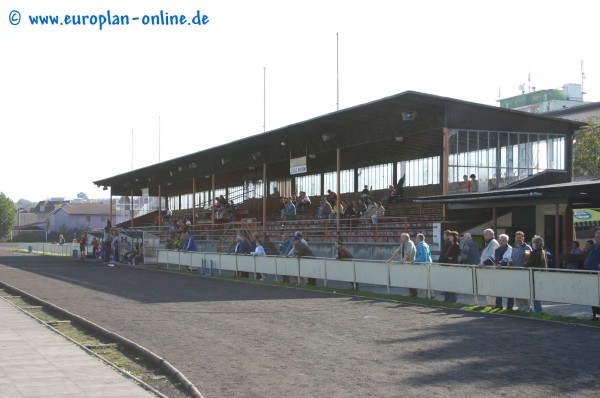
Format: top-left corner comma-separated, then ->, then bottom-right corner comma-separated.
14,198 -> 36,210
77,192 -> 88,200
573,114 -> 600,178
0,193 -> 16,240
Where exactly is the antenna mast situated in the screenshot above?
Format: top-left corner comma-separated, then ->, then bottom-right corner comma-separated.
581,60 -> 586,95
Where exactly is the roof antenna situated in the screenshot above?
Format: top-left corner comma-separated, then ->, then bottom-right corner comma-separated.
581,60 -> 587,96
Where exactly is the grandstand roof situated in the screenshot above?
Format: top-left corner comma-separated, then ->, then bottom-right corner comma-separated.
94,90 -> 584,197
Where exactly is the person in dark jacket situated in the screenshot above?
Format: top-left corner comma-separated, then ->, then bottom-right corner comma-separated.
443,231 -> 461,302
583,231 -> 600,320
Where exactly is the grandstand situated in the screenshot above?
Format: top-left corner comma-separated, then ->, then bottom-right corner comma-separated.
94,90 -> 600,265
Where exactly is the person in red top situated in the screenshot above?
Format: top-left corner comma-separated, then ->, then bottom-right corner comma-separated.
79,235 -> 87,260
92,237 -> 99,259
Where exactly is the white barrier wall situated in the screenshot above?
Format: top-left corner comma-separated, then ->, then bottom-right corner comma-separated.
300,258 -> 326,281
256,256 -> 277,276
390,264 -> 428,290
324,259 -> 355,283
20,245 -> 600,308
430,265 -> 475,295
533,270 -> 600,306
276,257 -> 300,279
355,260 -> 389,286
475,267 -> 531,299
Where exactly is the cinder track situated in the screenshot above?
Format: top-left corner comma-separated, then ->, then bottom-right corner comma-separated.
1,251 -> 600,397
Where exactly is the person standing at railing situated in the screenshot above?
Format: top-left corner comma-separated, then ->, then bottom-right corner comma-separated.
182,233 -> 197,252
511,231 -> 532,311
387,233 -> 416,296
335,240 -> 356,289
525,235 -> 548,314
413,233 -> 432,298
294,236 -> 316,285
460,233 -> 480,265
477,228 -> 500,306
491,234 -> 514,310
583,231 -> 600,321
442,231 -> 461,303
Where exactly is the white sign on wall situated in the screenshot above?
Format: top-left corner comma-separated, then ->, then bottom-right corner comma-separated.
290,156 -> 307,175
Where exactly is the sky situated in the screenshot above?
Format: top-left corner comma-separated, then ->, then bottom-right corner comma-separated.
2,0 -> 598,203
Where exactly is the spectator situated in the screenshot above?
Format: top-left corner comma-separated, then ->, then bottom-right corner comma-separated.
396,174 -> 405,198
469,174 -> 478,192
567,241 -> 583,270
460,175 -> 471,192
413,233 -> 432,297
354,199 -> 367,216
360,185 -> 370,201
182,232 -> 197,252
371,201 -> 385,225
326,189 -> 337,207
583,239 -> 595,260
512,231 -> 532,311
342,200 -> 356,219
297,191 -> 311,212
336,240 -> 353,260
283,231 -> 307,283
336,240 -> 356,289
477,228 -> 500,306
280,198 -> 296,220
251,239 -> 266,256
438,230 -> 452,263
460,233 -> 480,265
525,235 -> 549,314
58,234 -> 65,245
234,235 -> 251,277
103,235 -> 112,263
163,207 -> 172,223
362,198 -> 377,220
294,236 -> 316,285
286,231 -> 308,257
387,233 -> 416,266
272,187 -> 281,198
92,237 -> 99,259
279,233 -> 293,256
489,234 -> 514,309
79,234 -> 86,260
442,231 -> 461,303
383,185 -> 397,204
583,231 -> 600,320
317,197 -> 332,219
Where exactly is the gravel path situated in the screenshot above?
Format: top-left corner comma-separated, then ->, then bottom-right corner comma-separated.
1,252 -> 599,397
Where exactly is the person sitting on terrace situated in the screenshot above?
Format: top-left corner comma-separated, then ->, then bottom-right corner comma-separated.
362,198 -> 377,219
326,189 -> 338,207
271,187 -> 281,198
317,197 -> 332,219
354,199 -> 367,216
342,200 -> 357,219
371,201 -> 385,225
383,185 -> 396,204
281,198 -> 296,220
297,191 -> 311,212
360,185 -> 370,201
